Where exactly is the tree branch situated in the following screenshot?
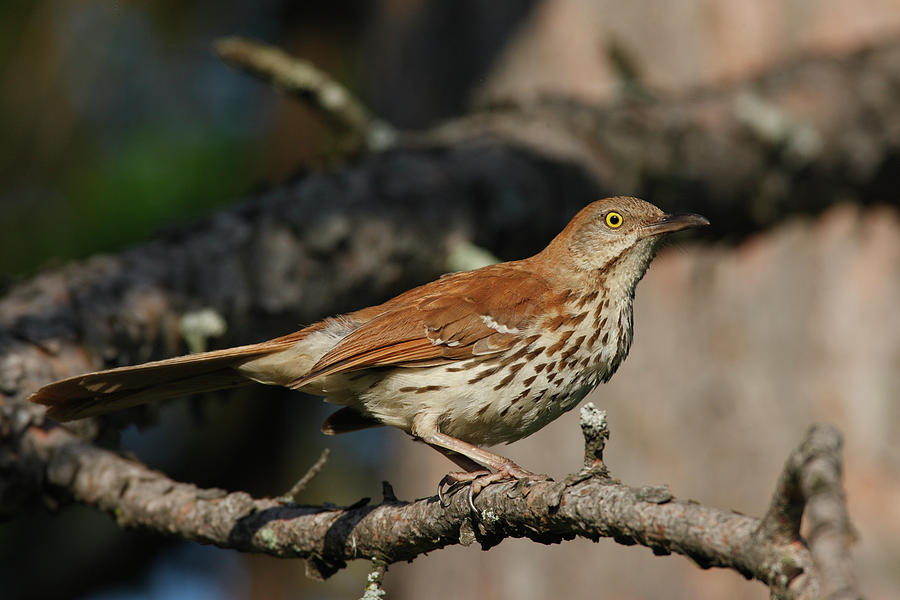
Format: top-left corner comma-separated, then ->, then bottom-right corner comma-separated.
759,424 -> 859,599
222,35 -> 900,236
280,448 -> 331,504
6,400 -> 859,598
214,36 -> 396,153
421,39 -> 900,234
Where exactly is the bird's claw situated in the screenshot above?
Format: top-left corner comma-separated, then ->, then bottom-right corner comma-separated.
438,469 -> 491,508
438,466 -> 552,511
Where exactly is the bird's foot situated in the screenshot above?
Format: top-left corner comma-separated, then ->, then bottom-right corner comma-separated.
438,463 -> 551,511
438,469 -> 490,508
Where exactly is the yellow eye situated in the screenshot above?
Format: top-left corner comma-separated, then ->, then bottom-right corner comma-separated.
605,211 -> 623,228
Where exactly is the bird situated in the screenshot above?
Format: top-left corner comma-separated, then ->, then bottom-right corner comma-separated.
30,196 -> 708,502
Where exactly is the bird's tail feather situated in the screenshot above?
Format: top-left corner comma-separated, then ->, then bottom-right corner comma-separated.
29,338 -> 297,422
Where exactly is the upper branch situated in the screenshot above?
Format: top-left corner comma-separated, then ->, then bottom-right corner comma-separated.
214,36 -> 396,153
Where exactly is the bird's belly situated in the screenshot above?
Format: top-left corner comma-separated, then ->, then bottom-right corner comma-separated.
349,358 -> 605,447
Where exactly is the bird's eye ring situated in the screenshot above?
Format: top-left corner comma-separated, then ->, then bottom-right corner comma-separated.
605,211 -> 623,228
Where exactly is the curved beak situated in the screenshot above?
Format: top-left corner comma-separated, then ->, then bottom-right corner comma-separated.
641,212 -> 710,237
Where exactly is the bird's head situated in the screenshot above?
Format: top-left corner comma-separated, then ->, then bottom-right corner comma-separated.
541,196 -> 709,291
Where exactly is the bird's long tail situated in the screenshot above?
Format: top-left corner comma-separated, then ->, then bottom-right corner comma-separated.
29,333 -> 306,422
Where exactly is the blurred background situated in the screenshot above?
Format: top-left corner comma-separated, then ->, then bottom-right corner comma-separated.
1,1 -> 899,599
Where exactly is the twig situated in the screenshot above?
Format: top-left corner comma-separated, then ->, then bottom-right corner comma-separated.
579,401 -> 609,471
280,448 -> 331,504
214,36 -> 396,152
381,481 -> 399,503
563,402 -> 610,487
360,560 -> 387,600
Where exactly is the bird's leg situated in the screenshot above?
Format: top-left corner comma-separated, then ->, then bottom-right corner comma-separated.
412,415 -> 548,509
427,445 -> 486,473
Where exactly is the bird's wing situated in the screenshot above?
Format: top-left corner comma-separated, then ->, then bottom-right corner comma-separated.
289,265 -> 554,389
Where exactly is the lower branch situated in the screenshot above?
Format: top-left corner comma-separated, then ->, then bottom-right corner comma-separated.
8,402 -> 858,598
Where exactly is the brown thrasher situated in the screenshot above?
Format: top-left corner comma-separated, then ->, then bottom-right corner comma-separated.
31,197 -> 707,500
